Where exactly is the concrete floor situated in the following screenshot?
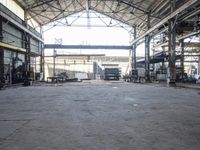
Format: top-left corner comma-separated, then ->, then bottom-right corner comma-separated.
0,81 -> 200,150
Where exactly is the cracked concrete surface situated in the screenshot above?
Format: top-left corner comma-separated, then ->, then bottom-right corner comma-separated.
0,81 -> 200,150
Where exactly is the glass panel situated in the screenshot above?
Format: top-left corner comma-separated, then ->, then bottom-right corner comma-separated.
4,57 -> 11,64
18,53 -> 25,62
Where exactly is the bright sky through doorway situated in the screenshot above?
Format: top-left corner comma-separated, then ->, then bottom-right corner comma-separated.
43,26 -> 131,56
43,11 -> 145,57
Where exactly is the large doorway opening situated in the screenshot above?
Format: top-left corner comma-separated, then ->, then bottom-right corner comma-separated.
43,11 -> 136,81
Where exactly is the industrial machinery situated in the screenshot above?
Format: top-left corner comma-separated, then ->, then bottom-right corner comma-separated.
12,57 -> 25,84
104,68 -> 120,80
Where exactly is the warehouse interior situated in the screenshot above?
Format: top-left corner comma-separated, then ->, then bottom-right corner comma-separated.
0,0 -> 200,86
0,0 -> 200,150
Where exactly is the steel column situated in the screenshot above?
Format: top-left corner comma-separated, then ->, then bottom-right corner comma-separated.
0,16 -> 2,40
180,39 -> 184,81
199,36 -> 200,75
168,0 -> 176,85
40,26 -> 45,80
145,14 -> 151,82
40,42 -> 45,80
40,42 -> 43,73
161,47 -> 166,74
0,15 -> 4,88
53,49 -> 56,76
198,56 -> 200,75
0,54 -> 4,86
40,26 -> 43,74
24,10 -> 30,79
25,33 -> 31,79
132,26 -> 137,70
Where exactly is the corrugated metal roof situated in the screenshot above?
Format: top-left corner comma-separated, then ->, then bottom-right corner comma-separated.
14,0 -> 200,35
14,0 -> 165,26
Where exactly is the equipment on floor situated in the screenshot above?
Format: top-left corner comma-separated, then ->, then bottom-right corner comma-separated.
104,68 -> 120,80
12,57 -> 25,84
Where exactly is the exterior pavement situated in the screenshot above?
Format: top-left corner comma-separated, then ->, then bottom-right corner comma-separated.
0,81 -> 200,150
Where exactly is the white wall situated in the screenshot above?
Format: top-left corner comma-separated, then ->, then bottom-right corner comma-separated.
0,0 -> 40,32
0,0 -> 24,20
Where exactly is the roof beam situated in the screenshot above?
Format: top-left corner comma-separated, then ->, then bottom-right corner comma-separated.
119,0 -> 160,21
26,0 -> 55,10
48,54 -> 106,57
119,0 -> 147,13
44,44 -> 132,50
131,0 -> 198,45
